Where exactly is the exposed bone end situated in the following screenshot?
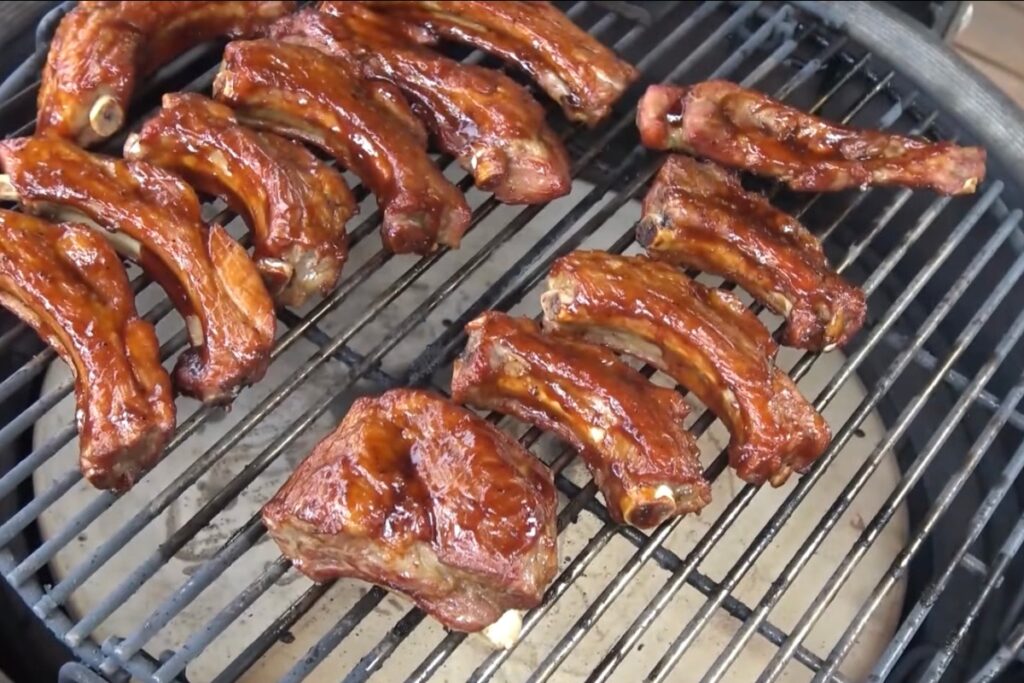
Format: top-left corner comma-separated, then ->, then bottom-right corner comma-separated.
767,291 -> 793,317
104,230 -> 143,260
185,315 -> 205,347
0,174 -> 17,202
122,133 -> 143,159
482,610 -> 523,650
89,95 -> 124,140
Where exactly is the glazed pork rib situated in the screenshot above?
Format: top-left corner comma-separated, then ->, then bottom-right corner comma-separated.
541,251 -> 830,486
0,137 -> 276,405
451,312 -> 710,528
38,0 -> 296,147
361,0 -> 638,126
124,93 -> 355,308
637,81 -> 987,195
262,389 -> 557,643
0,210 -> 174,491
638,155 -> 866,351
272,5 -> 571,204
214,39 -> 471,255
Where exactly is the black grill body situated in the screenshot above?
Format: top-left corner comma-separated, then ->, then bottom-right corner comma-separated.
0,2 -> 1023,682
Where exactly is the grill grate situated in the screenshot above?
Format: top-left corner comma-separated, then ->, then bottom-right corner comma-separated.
1,2 -> 1024,682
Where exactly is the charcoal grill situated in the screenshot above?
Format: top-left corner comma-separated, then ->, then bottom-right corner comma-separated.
1,1 -> 1024,682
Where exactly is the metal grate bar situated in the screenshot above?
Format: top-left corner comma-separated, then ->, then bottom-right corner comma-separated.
101,515 -> 269,677
965,621 -> 1024,683
550,474 -> 840,676
857,437 -> 1024,680
820,372 -> 1024,683
645,208 -> 1024,683
918,512 -> 1024,682
882,334 -> 1024,434
748,214 -> 1024,683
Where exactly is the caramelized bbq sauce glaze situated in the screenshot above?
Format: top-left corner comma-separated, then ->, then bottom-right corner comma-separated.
125,93 -> 355,308
274,5 -> 571,204
638,155 -> 866,351
38,0 -> 296,146
262,389 -> 557,631
542,251 -> 830,486
452,312 -> 710,529
637,81 -> 986,195
214,39 -> 471,255
0,210 -> 174,491
0,136 -> 275,404
360,0 -> 638,127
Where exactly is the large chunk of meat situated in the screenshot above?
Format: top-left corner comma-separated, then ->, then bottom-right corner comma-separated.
0,210 -> 174,490
638,155 -> 866,351
637,81 -> 986,195
452,312 -> 710,528
272,5 -> 571,204
214,39 -> 471,254
37,0 -> 296,147
361,1 -> 638,126
124,93 -> 355,308
262,388 -> 557,637
0,136 -> 276,405
541,251 -> 830,486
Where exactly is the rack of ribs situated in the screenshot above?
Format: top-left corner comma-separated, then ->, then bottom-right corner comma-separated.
637,81 -> 986,195
124,93 -> 355,308
271,5 -> 572,204
37,0 -> 296,147
0,210 -> 175,491
451,312 -> 710,528
262,388 -> 557,645
541,251 -> 830,486
638,155 -> 866,351
214,39 -> 471,255
361,0 -> 638,127
0,136 -> 276,405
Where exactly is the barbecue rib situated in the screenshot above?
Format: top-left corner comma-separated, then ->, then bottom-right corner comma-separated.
638,155 -> 866,351
124,93 -> 355,308
361,0 -> 638,126
0,210 -> 175,491
214,39 -> 471,255
271,5 -> 572,204
262,389 -> 557,641
452,312 -> 710,528
0,137 -> 276,404
37,0 -> 296,147
637,81 -> 987,195
541,251 -> 830,486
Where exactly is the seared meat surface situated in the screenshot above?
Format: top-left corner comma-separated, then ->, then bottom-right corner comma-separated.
214,39 -> 471,255
452,312 -> 710,528
541,251 -> 830,486
124,93 -> 355,308
638,155 -> 866,351
361,0 -> 638,126
262,389 -> 557,635
0,210 -> 174,491
0,136 -> 276,405
38,0 -> 295,147
637,81 -> 986,195
272,5 -> 571,204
